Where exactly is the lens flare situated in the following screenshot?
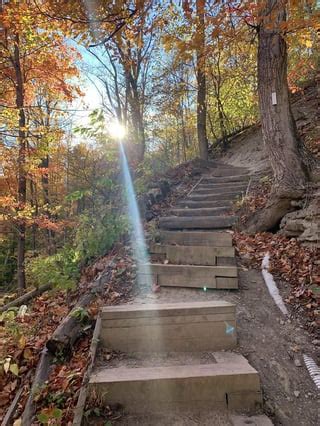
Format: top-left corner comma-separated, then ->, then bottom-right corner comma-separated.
109,121 -> 126,140
118,142 -> 152,292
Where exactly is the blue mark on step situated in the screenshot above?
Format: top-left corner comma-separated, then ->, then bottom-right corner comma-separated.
225,322 -> 235,335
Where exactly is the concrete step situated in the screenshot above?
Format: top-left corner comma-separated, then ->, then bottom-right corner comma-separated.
230,414 -> 273,426
177,199 -> 233,209
169,207 -> 230,217
138,263 -> 238,289
202,175 -> 250,184
159,215 -> 238,230
187,192 -> 242,202
88,352 -> 262,414
100,301 -> 237,352
195,185 -> 247,195
150,243 -> 235,265
158,230 -> 233,247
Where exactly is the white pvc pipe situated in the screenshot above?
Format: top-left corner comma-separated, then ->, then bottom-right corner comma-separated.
261,253 -> 289,316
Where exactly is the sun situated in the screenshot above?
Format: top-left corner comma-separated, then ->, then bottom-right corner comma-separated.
108,121 -> 126,140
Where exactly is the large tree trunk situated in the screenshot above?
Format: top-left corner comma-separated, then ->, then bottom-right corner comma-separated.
196,0 -> 208,161
14,36 -> 27,291
246,0 -> 310,233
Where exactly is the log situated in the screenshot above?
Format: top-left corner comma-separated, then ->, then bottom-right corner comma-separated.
46,293 -> 94,355
46,268 -> 112,356
21,347 -> 54,426
0,284 -> 52,313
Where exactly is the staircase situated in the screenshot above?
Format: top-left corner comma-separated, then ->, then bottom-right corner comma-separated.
87,162 -> 272,425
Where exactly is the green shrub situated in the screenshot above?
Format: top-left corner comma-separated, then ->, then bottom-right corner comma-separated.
73,212 -> 128,265
26,246 -> 80,290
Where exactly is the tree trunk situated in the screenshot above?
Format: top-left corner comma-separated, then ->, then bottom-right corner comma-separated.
196,0 -> 208,161
14,36 -> 27,291
246,0 -> 310,233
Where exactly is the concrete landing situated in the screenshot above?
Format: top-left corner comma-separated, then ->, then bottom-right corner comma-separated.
230,415 -> 273,426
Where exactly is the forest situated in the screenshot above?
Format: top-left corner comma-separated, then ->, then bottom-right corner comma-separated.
0,1 -> 319,425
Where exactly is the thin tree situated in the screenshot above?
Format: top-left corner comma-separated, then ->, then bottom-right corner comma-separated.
196,0 -> 208,160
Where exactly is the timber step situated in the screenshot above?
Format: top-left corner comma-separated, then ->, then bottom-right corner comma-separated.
138,263 -> 238,289
149,243 -> 235,265
202,174 -> 250,184
100,301 -> 237,352
169,207 -> 230,217
195,185 -> 247,195
187,192 -> 242,201
159,215 -> 238,230
198,182 -> 249,190
158,230 -> 233,246
204,169 -> 249,177
88,352 -> 262,414
177,199 -> 233,209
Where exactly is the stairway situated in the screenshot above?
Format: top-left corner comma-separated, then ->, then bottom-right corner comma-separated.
87,162 -> 271,425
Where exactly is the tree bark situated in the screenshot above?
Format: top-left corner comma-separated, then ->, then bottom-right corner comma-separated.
196,0 -> 208,161
246,0 -> 311,233
14,36 -> 27,291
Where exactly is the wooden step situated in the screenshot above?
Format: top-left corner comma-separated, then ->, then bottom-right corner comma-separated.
169,207 -> 230,217
159,215 -> 237,230
205,169 -> 249,177
88,352 -> 262,414
187,192 -> 242,202
158,231 -> 233,247
202,175 -> 250,184
150,243 -> 235,265
177,200 -> 232,209
100,301 -> 237,352
138,263 -> 238,289
195,185 -> 247,195
198,182 -> 248,190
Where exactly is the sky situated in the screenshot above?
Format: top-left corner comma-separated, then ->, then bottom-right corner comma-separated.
69,42 -> 104,129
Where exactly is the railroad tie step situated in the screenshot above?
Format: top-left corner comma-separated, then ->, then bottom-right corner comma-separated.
149,243 -> 235,265
168,207 -> 230,217
138,263 -> 238,289
177,200 -> 233,209
187,192 -> 242,202
88,352 -> 262,414
202,174 -> 250,184
158,230 -> 233,247
99,301 -> 237,352
158,215 -> 238,230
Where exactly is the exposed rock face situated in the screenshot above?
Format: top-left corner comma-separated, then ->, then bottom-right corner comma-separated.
280,188 -> 320,247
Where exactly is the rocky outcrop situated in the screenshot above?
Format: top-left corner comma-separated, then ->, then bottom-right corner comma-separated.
280,188 -> 320,247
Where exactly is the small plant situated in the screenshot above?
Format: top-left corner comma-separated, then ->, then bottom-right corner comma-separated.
37,406 -> 63,425
71,307 -> 90,323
